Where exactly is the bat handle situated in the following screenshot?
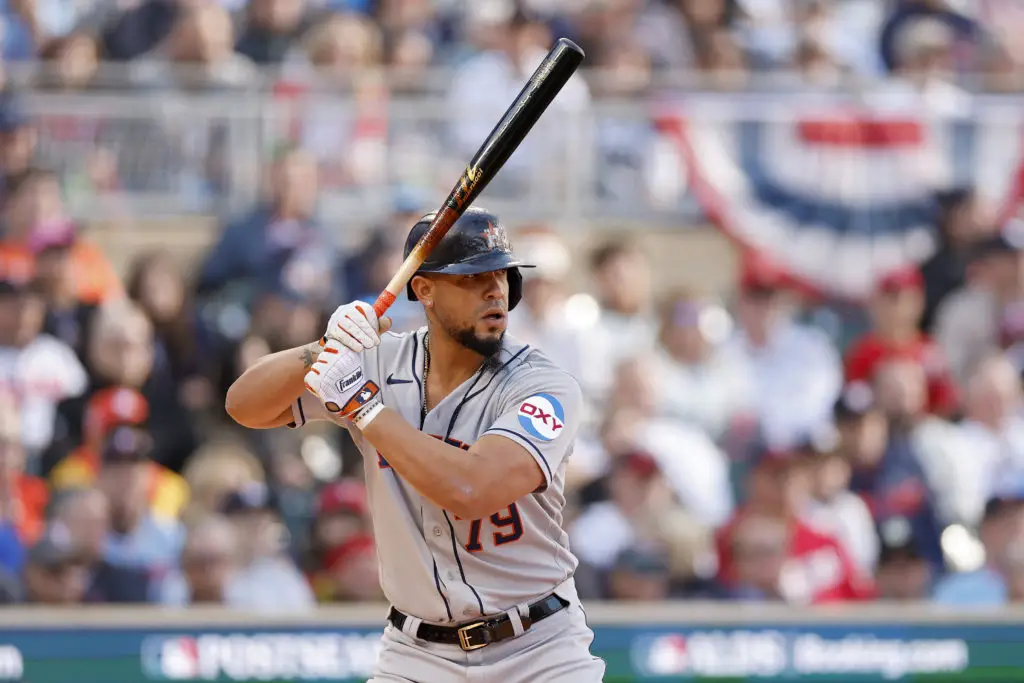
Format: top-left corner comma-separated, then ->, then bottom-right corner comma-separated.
372,291 -> 398,319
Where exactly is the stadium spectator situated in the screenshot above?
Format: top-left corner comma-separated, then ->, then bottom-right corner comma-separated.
160,514 -> 240,606
21,525 -> 88,604
920,187 -> 993,332
127,250 -> 213,415
37,33 -> 101,92
845,364 -> 945,570
954,354 -> 1024,518
577,240 -> 656,406
217,482 -> 315,612
716,448 -> 872,604
307,478 -> 371,600
874,517 -> 934,601
49,388 -> 189,522
52,487 -> 151,603
933,491 -> 1024,606
569,451 -> 670,577
0,394 -> 47,546
180,437 -> 266,526
607,545 -> 673,601
49,300 -> 198,476
800,431 -> 879,576
724,255 -> 842,450
844,267 -> 958,417
651,288 -> 754,441
879,0 -> 983,74
605,357 -> 734,528
197,146 -> 325,297
235,0 -> 314,66
32,222 -> 98,360
93,424 -> 186,580
0,91 -> 37,202
130,4 -> 258,90
316,532 -> 382,602
0,263 -> 86,460
100,0 -> 185,62
718,512 -> 789,601
508,228 -> 586,383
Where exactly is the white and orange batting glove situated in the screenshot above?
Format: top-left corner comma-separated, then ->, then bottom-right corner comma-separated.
323,302 -> 391,353
304,339 -> 383,429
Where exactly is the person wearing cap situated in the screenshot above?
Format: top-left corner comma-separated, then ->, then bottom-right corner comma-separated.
933,490 -> 1024,606
835,374 -> 946,571
569,451 -> 671,576
0,254 -> 87,458
723,253 -> 842,450
844,266 -> 958,417
216,481 -> 315,612
309,478 -> 370,574
651,288 -> 755,441
22,525 -> 89,604
49,388 -> 188,521
31,216 -> 98,359
315,532 -> 383,602
715,443 -> 873,604
874,517 -> 932,601
933,227 -> 1024,385
95,424 -> 186,578
0,167 -> 122,306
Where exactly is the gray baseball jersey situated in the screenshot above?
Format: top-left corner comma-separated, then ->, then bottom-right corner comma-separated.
290,327 -> 582,623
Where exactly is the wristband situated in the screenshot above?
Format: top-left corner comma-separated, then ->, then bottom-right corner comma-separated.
353,401 -> 384,430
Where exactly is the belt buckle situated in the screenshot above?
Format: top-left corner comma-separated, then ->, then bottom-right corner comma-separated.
457,621 -> 489,651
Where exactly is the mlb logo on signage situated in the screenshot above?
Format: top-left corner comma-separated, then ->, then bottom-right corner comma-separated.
517,393 -> 565,441
141,636 -> 200,680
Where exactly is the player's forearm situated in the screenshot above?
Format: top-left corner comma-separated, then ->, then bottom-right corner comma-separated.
361,408 -> 493,519
225,341 -> 321,429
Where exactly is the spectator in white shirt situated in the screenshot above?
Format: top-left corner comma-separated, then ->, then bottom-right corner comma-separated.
217,482 -> 315,612
0,270 -> 86,462
725,256 -> 842,450
651,288 -> 756,441
800,423 -> 879,576
576,240 -> 657,408
955,354 -> 1024,518
569,451 -> 670,573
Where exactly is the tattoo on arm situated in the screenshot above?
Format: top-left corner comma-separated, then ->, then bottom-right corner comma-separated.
300,343 -> 319,370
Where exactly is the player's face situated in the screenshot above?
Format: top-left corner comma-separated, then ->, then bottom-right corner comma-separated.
426,270 -> 510,358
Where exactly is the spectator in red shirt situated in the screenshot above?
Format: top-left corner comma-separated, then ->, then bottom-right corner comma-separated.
716,448 -> 874,604
845,267 -> 958,417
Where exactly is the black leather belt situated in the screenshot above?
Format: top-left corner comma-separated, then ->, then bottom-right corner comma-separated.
388,594 -> 568,651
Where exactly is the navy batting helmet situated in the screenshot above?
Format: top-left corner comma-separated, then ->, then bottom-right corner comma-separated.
404,208 -> 533,310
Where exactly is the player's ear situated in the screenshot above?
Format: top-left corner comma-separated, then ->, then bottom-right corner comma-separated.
410,274 -> 434,307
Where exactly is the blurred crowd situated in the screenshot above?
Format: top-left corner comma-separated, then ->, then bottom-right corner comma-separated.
0,0 -> 1016,213
0,0 -> 1024,614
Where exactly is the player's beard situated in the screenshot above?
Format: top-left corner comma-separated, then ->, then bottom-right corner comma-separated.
452,325 -> 504,361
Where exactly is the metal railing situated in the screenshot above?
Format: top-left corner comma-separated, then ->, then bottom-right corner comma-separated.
19,84 -> 1024,232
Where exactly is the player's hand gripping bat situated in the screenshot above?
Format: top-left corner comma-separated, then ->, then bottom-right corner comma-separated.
370,37 -> 585,319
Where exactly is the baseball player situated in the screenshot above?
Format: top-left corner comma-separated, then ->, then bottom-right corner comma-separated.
226,208 -> 605,682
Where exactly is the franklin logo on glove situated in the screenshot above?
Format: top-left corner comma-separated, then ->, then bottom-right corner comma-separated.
338,368 -> 364,393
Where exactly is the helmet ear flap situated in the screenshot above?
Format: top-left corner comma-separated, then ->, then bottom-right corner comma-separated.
508,267 -> 523,311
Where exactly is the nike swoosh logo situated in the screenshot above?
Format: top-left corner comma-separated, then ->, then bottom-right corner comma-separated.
386,375 -> 413,385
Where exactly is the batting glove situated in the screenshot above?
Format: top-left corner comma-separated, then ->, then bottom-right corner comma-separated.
324,302 -> 391,353
304,339 -> 384,428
